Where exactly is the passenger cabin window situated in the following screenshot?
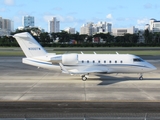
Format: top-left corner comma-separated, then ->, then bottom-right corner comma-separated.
87,60 -> 89,63
133,58 -> 144,62
93,60 -> 95,63
120,61 -> 123,63
98,61 -> 100,63
115,61 -> 117,63
109,61 -> 111,63
104,60 -> 106,63
82,60 -> 84,63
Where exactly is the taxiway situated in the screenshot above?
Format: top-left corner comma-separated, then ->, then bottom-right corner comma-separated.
0,56 -> 160,102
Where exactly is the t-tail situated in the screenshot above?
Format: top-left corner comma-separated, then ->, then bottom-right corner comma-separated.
13,32 -> 61,71
13,32 -> 47,58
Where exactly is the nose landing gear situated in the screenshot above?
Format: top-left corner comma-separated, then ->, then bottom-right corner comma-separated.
139,74 -> 143,80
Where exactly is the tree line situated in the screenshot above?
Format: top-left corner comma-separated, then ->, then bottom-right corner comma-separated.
0,28 -> 160,47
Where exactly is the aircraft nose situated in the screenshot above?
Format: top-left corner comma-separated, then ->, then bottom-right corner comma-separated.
148,64 -> 157,71
151,65 -> 157,70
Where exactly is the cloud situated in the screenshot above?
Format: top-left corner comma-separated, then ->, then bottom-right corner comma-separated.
137,18 -> 149,24
52,7 -> 62,11
43,15 -> 65,23
4,0 -> 14,5
136,18 -> 149,29
13,16 -> 21,22
116,17 -> 129,21
0,8 -> 6,12
16,10 -> 30,16
155,4 -> 160,9
106,14 -> 113,19
144,3 -> 152,9
43,15 -> 53,22
65,16 -> 75,22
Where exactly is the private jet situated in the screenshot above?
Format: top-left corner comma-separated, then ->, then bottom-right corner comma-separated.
13,32 -> 157,81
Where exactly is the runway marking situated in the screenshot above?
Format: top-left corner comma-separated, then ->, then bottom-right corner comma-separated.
54,73 -> 61,77
132,83 -> 156,101
17,72 -> 50,101
84,81 -> 87,101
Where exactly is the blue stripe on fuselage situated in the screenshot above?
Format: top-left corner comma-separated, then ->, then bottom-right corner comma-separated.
64,64 -> 150,68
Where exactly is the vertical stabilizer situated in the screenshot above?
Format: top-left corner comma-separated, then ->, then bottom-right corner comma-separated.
13,32 -> 47,58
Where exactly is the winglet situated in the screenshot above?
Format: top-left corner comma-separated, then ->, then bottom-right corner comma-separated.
59,63 -> 70,74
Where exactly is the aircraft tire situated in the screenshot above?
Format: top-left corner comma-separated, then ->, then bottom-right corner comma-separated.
139,76 -> 143,80
82,76 -> 87,81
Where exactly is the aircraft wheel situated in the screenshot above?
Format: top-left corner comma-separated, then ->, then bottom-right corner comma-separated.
139,73 -> 143,80
139,76 -> 143,80
82,76 -> 87,81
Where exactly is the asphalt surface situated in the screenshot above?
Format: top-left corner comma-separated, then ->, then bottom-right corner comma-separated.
0,56 -> 160,119
0,102 -> 160,119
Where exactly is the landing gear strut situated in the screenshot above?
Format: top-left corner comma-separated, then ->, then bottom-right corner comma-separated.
81,75 -> 87,81
139,74 -> 143,80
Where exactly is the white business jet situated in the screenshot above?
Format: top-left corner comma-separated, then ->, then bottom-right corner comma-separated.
13,32 -> 157,81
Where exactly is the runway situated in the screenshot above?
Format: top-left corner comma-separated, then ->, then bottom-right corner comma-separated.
0,56 -> 160,102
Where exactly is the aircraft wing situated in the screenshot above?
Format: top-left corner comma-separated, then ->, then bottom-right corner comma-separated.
59,63 -> 107,75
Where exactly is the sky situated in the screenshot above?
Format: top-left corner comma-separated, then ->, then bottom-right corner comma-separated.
1,0 -> 160,32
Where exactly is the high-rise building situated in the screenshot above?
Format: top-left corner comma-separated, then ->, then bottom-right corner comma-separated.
49,17 -> 60,33
106,23 -> 112,33
65,27 -> 75,34
145,18 -> 160,32
0,17 -> 2,29
0,16 -> 13,36
22,16 -> 34,27
80,22 -> 112,35
80,22 -> 94,36
2,19 -> 11,30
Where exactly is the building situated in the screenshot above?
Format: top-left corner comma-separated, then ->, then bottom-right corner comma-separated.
65,27 -> 75,34
106,23 -> 112,33
0,17 -> 2,29
138,30 -> 145,43
112,26 -> 138,36
2,19 -> 11,30
145,24 -> 150,30
17,26 -> 45,36
22,16 -> 34,27
49,17 -> 60,33
95,21 -> 112,33
145,18 -> 160,32
80,22 -> 112,36
0,17 -> 14,36
80,22 -> 93,35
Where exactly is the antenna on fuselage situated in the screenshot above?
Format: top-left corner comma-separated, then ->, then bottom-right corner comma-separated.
81,51 -> 84,54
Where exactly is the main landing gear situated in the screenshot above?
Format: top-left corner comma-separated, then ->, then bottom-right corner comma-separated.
139,73 -> 143,80
81,75 -> 88,81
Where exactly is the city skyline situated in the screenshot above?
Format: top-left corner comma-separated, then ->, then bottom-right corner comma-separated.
1,0 -> 160,32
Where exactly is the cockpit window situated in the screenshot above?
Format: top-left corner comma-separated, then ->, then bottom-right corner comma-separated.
133,58 -> 144,62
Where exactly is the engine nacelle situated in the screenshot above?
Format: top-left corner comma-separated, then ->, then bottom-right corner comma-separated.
62,54 -> 78,65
